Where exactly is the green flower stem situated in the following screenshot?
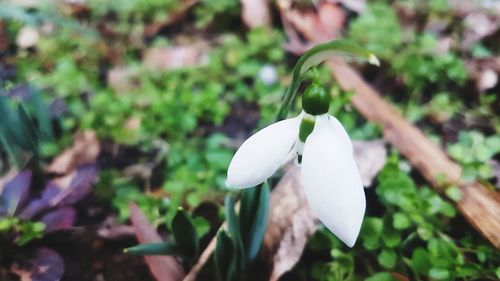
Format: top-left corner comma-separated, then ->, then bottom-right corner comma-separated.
275,39 -> 379,121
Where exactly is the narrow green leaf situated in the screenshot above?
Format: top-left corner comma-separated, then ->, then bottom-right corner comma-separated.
239,187 -> 258,242
215,230 -> 237,281
224,195 -> 244,270
171,207 -> 199,258
30,87 -> 53,139
245,183 -> 270,262
125,242 -> 180,256
17,104 -> 39,154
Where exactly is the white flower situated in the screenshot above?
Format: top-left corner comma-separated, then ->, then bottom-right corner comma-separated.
226,112 -> 366,247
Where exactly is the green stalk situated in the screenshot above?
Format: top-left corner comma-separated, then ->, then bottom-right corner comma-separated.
276,40 -> 379,121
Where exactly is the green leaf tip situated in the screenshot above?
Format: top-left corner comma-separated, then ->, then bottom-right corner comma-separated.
172,207 -> 199,258
369,54 -> 380,66
124,242 -> 180,256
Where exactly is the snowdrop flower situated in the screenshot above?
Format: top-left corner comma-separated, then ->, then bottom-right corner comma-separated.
226,82 -> 365,247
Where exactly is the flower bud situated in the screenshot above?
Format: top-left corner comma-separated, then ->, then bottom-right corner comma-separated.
302,83 -> 330,115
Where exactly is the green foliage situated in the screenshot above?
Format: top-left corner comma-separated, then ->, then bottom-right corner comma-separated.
348,3 -> 402,59
76,29 -> 285,143
3,2 -> 498,281
448,131 -> 500,181
195,0 -> 240,27
391,34 -> 467,92
95,170 -> 167,223
86,0 -> 178,21
0,217 -> 45,246
311,249 -> 354,281
348,2 -> 468,117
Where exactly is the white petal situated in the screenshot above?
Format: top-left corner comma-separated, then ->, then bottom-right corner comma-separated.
302,115 -> 365,247
226,116 -> 300,189
329,115 -> 353,154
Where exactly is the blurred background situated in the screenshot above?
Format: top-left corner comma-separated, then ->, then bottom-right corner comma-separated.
0,0 -> 499,280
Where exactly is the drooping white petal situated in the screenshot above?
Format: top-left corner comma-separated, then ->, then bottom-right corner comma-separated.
226,116 -> 301,189
302,114 -> 365,247
329,115 -> 353,154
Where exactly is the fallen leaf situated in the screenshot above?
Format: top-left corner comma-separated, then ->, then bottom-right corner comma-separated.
16,26 -> 39,49
462,12 -> 499,48
143,46 -> 208,71
143,0 -> 198,37
327,0 -> 366,13
477,68 -> 498,91
96,215 -> 135,239
47,131 -> 100,175
282,8 -> 331,43
353,140 -> 387,187
41,207 -> 77,233
0,171 -> 32,216
19,165 -> 98,219
240,0 -> 271,28
317,3 -> 345,39
466,57 -> 500,92
107,66 -> 140,93
263,166 -> 316,281
12,248 -> 64,281
0,22 -> 9,54
129,203 -> 185,281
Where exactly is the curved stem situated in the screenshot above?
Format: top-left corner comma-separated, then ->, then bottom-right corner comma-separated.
275,39 -> 379,121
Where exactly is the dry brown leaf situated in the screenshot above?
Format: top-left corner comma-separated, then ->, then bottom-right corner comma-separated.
281,8 -> 331,43
16,26 -> 39,49
143,46 -> 208,71
463,12 -> 500,48
477,68 -> 498,91
240,0 -> 271,28
317,3 -> 345,39
353,140 -> 387,187
97,215 -> 135,240
0,22 -> 10,53
466,57 -> 500,92
143,0 -> 198,37
279,2 -> 341,45
47,131 -> 100,175
263,165 -> 316,281
327,0 -> 366,13
107,67 -> 140,93
129,203 -> 185,281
